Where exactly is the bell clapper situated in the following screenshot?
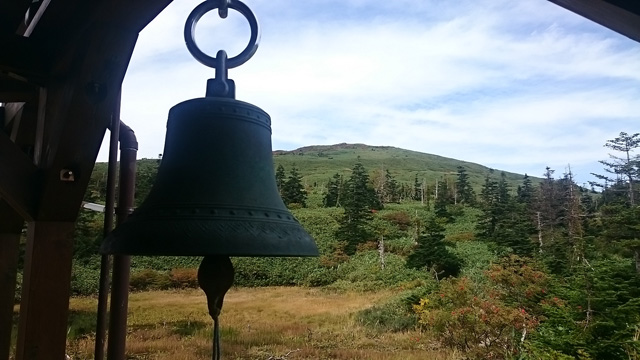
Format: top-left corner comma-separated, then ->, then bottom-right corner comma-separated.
198,256 -> 235,360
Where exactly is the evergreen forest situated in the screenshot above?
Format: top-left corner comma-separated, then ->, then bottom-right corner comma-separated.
27,133 -> 640,359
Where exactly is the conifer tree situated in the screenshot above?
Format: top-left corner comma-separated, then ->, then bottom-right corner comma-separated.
282,165 -> 306,207
517,174 -> 534,205
323,173 -> 343,207
601,204 -> 640,274
477,172 -> 533,256
413,174 -> 422,201
592,132 -> 640,205
535,167 -> 564,250
477,174 -> 499,239
455,166 -> 476,205
383,169 -> 399,203
433,178 -> 451,220
336,160 -> 380,255
275,164 -> 286,195
406,216 -> 462,279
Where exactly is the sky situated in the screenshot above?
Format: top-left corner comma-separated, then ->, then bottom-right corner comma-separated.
99,0 -> 640,186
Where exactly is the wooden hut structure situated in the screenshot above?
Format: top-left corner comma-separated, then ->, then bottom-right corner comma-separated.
0,0 -> 638,359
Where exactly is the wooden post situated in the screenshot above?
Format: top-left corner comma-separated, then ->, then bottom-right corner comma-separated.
0,202 -> 23,360
16,221 -> 75,360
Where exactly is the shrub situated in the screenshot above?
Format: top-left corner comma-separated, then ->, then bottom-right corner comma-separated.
129,269 -> 172,291
130,256 -> 201,271
303,267 -> 339,287
413,277 -> 539,359
337,251 -> 427,288
357,301 -> 417,332
445,231 -> 475,242
452,240 -> 496,283
382,211 -> 413,231
385,237 -> 415,256
170,268 -> 199,289
70,263 -> 100,295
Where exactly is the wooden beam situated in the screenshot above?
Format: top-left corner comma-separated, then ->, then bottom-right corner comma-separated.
21,0 -> 52,38
2,102 -> 23,127
0,75 -> 37,103
0,0 -> 27,34
0,130 -> 38,221
32,0 -> 173,221
0,201 -> 23,360
548,0 -> 640,43
0,35 -> 48,83
16,221 -> 74,360
32,29 -> 139,221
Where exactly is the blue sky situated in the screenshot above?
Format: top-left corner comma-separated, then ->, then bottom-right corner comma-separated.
100,0 -> 640,185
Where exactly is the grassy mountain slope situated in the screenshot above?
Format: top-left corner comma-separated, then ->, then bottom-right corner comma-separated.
89,143 -> 537,205
273,143 -> 535,190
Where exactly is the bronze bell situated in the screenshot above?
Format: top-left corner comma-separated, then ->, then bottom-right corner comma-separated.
100,96 -> 318,257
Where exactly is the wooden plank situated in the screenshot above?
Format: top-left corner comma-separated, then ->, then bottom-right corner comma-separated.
2,102 -> 24,129
0,201 -> 23,360
8,101 -> 38,150
21,0 -> 52,38
32,28 -> 139,221
548,0 -> 640,42
0,75 -> 37,103
32,87 -> 46,166
16,221 -> 74,360
0,130 -> 38,221
0,35 -> 48,83
0,0 -> 27,34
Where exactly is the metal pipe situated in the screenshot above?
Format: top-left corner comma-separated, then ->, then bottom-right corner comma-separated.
94,113 -> 120,360
106,121 -> 137,360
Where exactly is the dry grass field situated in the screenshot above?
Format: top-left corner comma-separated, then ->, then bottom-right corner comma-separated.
58,287 -> 456,360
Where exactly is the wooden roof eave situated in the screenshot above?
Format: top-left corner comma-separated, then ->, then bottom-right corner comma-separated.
548,0 -> 640,43
0,0 -> 173,222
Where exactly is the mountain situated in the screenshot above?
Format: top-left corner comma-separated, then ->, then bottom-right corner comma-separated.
273,143 -> 534,190
88,143 -> 536,206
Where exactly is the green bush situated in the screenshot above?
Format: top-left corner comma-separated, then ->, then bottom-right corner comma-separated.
381,211 -> 413,231
130,256 -> 202,271
385,237 -> 415,256
357,300 -> 417,332
336,251 -> 428,287
452,240 -> 497,283
303,267 -> 339,287
356,285 -> 436,332
232,257 -> 319,287
129,269 -> 172,291
70,263 -> 100,295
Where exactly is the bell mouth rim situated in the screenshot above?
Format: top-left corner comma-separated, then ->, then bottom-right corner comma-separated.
100,211 -> 318,257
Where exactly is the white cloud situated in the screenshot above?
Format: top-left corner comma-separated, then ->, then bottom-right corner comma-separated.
100,0 -> 640,185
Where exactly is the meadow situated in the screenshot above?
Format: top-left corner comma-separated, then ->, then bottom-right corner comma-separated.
59,287 -> 455,360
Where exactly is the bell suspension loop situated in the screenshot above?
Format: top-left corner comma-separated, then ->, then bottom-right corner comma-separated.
183,0 -> 261,98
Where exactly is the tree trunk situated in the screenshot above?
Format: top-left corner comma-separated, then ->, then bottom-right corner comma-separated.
628,176 -> 634,206
635,248 -> 640,274
378,235 -> 385,270
537,211 -> 543,253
